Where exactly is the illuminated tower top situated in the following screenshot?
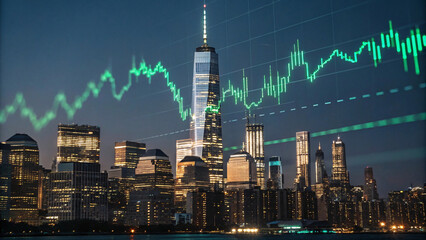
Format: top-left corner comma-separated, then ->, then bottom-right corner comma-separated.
203,1 -> 207,44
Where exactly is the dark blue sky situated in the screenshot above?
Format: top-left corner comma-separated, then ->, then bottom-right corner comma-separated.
1,0 -> 425,197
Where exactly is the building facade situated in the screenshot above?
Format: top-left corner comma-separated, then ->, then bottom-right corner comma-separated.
0,143 -> 11,221
128,149 -> 174,225
47,124 -> 107,222
226,150 -> 257,190
114,141 -> 146,170
363,166 -> 379,201
47,162 -> 108,222
330,136 -> 350,201
269,156 -> 284,190
174,156 -> 210,213
245,122 -> 265,189
294,131 -> 310,189
176,139 -> 193,167
57,124 -> 100,164
5,134 -> 40,224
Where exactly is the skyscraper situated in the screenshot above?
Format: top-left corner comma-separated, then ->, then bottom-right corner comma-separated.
47,162 -> 108,221
269,156 -> 284,189
315,143 -> 327,184
174,156 -> 210,212
114,141 -> 146,168
190,4 -> 223,189
47,124 -> 107,222
134,149 -> 174,193
363,166 -> 379,201
245,120 -> 265,189
330,136 -> 350,201
314,143 -> 329,221
128,149 -> 174,225
0,143 -> 11,221
176,138 -> 193,166
5,134 -> 40,224
226,150 -> 257,190
294,131 -> 310,189
57,124 -> 100,164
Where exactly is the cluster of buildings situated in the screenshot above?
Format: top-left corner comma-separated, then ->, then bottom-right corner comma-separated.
0,4 -> 424,233
0,123 -> 424,232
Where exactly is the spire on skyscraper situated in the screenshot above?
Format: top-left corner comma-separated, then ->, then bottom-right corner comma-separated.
318,142 -> 321,150
203,1 -> 207,44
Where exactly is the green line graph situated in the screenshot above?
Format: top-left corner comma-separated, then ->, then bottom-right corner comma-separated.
0,21 -> 425,131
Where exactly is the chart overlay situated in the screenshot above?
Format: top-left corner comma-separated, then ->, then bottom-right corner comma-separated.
0,21 -> 425,131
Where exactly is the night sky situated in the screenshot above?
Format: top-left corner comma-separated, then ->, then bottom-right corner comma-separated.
0,0 -> 425,197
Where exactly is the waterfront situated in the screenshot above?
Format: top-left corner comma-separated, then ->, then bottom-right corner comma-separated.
2,234 -> 426,240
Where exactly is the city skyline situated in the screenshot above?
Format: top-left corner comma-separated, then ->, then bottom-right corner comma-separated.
0,0 -> 425,199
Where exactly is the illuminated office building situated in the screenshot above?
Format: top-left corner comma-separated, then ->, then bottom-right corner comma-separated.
330,136 -> 350,201
135,149 -> 174,193
129,149 -> 174,225
47,162 -> 108,222
5,134 -> 40,224
226,150 -> 257,190
269,156 -> 284,190
0,143 -> 11,221
176,139 -> 193,166
387,186 -> 425,228
174,156 -> 209,213
107,177 -> 135,224
245,121 -> 265,189
187,190 -> 224,230
114,141 -> 146,168
363,166 -> 379,201
294,131 -> 311,189
47,124 -> 107,222
57,124 -> 100,164
190,4 -> 223,189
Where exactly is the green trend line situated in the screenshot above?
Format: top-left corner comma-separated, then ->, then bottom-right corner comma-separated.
0,59 -> 191,131
224,112 -> 426,151
211,21 -> 426,113
0,21 -> 425,130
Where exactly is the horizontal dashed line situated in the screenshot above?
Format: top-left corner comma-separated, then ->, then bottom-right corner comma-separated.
325,102 -> 331,105
337,99 -> 344,103
362,94 -> 370,98
376,91 -> 384,96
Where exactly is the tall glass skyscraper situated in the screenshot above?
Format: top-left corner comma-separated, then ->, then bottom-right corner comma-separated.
295,131 -> 310,189
245,121 -> 265,189
363,166 -> 379,201
269,156 -> 283,189
5,134 -> 39,224
190,4 -> 223,188
48,124 -> 107,222
330,136 -> 350,201
315,143 -> 327,184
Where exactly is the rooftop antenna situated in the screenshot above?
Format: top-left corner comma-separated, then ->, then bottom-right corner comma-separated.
203,0 -> 207,45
